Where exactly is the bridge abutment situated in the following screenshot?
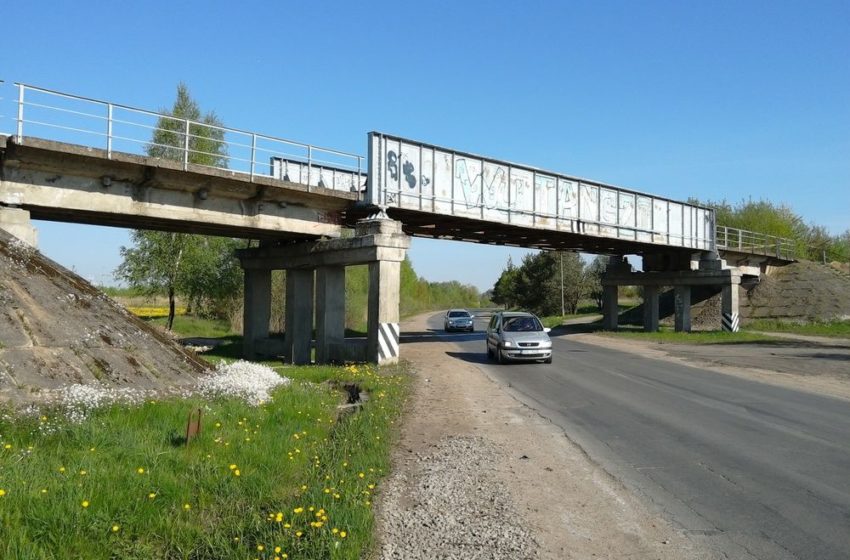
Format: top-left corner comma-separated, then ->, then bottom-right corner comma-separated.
0,206 -> 38,247
237,217 -> 410,365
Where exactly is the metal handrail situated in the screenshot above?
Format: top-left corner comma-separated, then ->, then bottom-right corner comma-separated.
2,82 -> 365,193
715,225 -> 797,261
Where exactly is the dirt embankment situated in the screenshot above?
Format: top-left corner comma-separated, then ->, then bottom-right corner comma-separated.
0,229 -> 207,405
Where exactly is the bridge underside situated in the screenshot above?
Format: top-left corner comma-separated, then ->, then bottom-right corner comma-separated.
344,205 -> 700,260
344,205 -> 705,258
0,137 -> 353,241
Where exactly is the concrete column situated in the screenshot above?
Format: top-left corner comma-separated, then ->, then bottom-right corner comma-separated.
674,285 -> 692,332
315,266 -> 345,364
721,283 -> 740,332
242,268 -> 271,360
602,285 -> 619,331
367,260 -> 401,364
0,207 -> 38,247
284,269 -> 315,364
643,286 -> 660,332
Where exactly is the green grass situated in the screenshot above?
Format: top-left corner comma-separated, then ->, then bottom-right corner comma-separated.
746,319 -> 850,339
598,327 -> 777,344
146,315 -> 236,339
0,362 -> 410,559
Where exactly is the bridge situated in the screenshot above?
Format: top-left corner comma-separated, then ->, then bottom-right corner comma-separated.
0,83 -> 796,363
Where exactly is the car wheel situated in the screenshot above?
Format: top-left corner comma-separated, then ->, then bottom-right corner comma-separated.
498,347 -> 508,365
486,345 -> 492,360
544,356 -> 552,364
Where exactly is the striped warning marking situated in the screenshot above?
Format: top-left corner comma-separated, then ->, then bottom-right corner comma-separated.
378,322 -> 400,362
722,312 -> 739,332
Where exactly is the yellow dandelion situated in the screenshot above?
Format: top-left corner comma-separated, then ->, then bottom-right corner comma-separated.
183,503 -> 191,510
340,531 -> 347,538
300,485 -> 307,491
79,470 -> 87,476
81,500 -> 90,508
332,528 -> 339,534
275,546 -> 281,553
295,531 -> 303,538
0,489 -> 6,497
358,472 -> 365,478
111,524 -> 120,532
3,444 -> 11,450
137,467 -> 145,474
148,492 -> 157,499
234,469 -> 241,477
257,544 -> 264,551
229,464 -> 237,470
59,466 -> 66,473
293,507 -> 304,514
40,488 -> 47,494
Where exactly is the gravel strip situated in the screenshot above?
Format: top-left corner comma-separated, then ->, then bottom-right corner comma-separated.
376,435 -> 540,560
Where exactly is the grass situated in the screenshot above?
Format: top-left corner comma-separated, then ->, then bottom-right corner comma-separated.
539,304 -> 629,329
598,327 -> 777,344
746,319 -> 850,339
0,361 -> 410,559
146,315 -> 236,339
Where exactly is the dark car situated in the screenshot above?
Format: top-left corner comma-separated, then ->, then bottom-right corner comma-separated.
485,311 -> 552,364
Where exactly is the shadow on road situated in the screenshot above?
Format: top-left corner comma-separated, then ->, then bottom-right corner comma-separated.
444,351 -> 489,364
400,330 -> 486,344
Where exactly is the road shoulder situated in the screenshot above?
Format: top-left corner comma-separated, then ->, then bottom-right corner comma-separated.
373,314 -> 711,559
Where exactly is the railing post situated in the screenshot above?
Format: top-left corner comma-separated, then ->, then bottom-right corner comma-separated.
307,145 -> 313,192
183,119 -> 190,171
106,103 -> 114,158
249,133 -> 257,181
737,228 -> 742,250
16,84 -> 24,142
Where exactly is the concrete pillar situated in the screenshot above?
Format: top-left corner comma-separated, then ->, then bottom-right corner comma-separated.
674,285 -> 692,332
602,285 -> 619,331
242,268 -> 272,360
0,207 -> 38,247
284,269 -> 315,364
643,286 -> 660,332
721,283 -> 740,332
367,260 -> 401,364
315,266 -> 345,364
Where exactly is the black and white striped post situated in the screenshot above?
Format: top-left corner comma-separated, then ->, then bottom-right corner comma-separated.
721,284 -> 740,332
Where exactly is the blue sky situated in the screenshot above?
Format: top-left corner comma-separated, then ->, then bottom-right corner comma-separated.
2,0 -> 848,290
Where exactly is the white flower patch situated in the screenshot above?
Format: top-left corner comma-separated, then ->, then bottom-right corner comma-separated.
61,384 -> 151,423
197,361 -> 290,406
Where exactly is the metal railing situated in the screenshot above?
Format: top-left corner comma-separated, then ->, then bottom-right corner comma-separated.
1,82 -> 365,194
716,225 -> 797,261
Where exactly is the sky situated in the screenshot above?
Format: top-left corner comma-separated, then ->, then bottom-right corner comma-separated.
1,0 -> 848,291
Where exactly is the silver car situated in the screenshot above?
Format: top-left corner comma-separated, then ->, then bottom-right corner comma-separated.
486,311 -> 552,364
444,309 -> 475,332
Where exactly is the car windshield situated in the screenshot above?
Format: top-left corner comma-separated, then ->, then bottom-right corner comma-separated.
502,316 -> 543,332
448,311 -> 470,318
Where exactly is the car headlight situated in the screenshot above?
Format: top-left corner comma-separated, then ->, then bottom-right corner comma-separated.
540,341 -> 552,348
503,341 -> 513,347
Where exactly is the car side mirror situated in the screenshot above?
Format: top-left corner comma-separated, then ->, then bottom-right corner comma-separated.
544,327 -> 551,333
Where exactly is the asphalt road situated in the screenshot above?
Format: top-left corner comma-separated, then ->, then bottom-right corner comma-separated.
412,313 -> 850,560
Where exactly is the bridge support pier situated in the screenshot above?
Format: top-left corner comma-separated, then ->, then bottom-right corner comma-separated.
237,217 -> 409,365
602,286 -> 619,331
674,285 -> 692,332
284,269 -> 315,365
721,284 -> 740,332
603,256 -> 741,332
643,286 -> 660,332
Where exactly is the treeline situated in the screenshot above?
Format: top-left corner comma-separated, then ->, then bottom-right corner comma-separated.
698,198 -> 849,263
491,252 -> 606,317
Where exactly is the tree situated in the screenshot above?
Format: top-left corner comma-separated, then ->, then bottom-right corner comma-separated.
117,85 -> 239,331
585,255 -> 608,311
116,232 -> 243,330
491,256 -> 520,309
147,83 -> 228,168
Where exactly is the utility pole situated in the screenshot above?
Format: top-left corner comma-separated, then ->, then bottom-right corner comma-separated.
560,251 -> 565,317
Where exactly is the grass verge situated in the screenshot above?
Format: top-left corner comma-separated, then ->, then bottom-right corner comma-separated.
597,327 -> 777,344
746,319 -> 850,339
0,362 -> 410,559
